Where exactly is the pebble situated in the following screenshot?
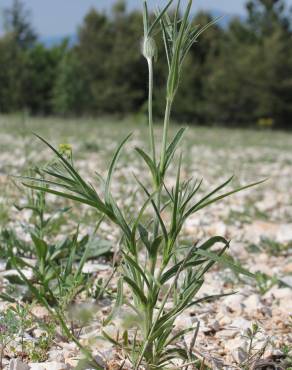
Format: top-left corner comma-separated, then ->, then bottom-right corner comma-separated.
230,318 -> 251,333
232,347 -> 248,364
216,329 -> 236,339
28,365 -> 44,370
264,287 -> 292,301
48,350 -> 65,363
283,263 -> 292,273
243,293 -> 262,316
31,306 -> 50,319
33,329 -> 48,338
281,276 -> 292,288
9,359 -> 30,370
29,362 -> 70,370
222,294 -> 245,314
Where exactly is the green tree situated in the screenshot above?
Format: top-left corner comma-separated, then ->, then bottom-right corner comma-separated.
172,12 -> 224,123
75,2 -> 146,115
52,50 -> 88,115
206,0 -> 292,128
0,0 -> 37,113
4,0 -> 37,49
0,34 -> 25,112
23,43 -> 66,114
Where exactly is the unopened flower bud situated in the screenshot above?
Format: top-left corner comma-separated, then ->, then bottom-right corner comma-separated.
142,36 -> 157,61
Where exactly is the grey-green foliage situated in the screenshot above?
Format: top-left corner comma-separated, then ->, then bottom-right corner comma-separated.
4,184 -> 111,304
0,309 -> 20,368
21,1 -> 263,368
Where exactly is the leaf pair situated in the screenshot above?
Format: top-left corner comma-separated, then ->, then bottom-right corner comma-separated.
135,127 -> 185,186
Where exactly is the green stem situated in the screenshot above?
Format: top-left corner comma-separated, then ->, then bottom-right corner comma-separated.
153,187 -> 161,238
153,98 -> 173,239
135,249 -> 186,370
147,58 -> 156,166
160,98 -> 173,173
55,309 -> 101,369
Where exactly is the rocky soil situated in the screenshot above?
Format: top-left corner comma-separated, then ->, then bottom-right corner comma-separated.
0,117 -> 291,369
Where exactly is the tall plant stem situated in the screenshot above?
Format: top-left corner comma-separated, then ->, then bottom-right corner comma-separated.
135,246 -> 187,370
160,98 -> 173,173
153,98 -> 173,238
153,98 -> 173,239
147,58 -> 156,166
55,309 -> 101,369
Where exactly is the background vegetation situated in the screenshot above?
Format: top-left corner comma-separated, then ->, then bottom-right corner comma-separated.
0,0 -> 292,129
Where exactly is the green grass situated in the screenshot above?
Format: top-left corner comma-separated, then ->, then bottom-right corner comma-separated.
2,113 -> 292,149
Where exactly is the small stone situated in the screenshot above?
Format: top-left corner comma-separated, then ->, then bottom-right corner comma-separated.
281,276 -> 292,288
283,263 -> 292,274
223,294 -> 245,314
29,362 -> 70,370
9,359 -> 30,370
232,347 -> 248,364
31,306 -> 50,319
216,313 -> 232,326
33,329 -> 47,338
264,287 -> 292,301
243,294 -> 262,316
64,358 -> 79,368
245,221 -> 279,243
210,320 -> 221,332
230,318 -> 251,333
207,222 -> 227,236
225,337 -> 248,352
48,350 -> 65,362
277,224 -> 292,243
210,357 -> 224,369
175,315 -> 193,329
82,262 -> 109,274
29,365 -> 44,370
45,361 -> 69,370
216,329 -> 236,339
44,362 -> 70,370
225,337 -> 248,364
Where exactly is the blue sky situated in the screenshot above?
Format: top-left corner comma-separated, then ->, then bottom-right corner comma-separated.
0,0 -> 292,37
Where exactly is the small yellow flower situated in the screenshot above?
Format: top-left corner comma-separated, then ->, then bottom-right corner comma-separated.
59,143 -> 72,157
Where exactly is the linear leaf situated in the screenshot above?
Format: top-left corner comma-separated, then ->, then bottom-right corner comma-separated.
123,253 -> 150,289
196,249 -> 255,278
135,147 -> 158,184
105,134 -> 132,204
148,0 -> 173,36
163,128 -> 186,174
103,278 -> 123,326
124,276 -> 148,306
194,179 -> 267,213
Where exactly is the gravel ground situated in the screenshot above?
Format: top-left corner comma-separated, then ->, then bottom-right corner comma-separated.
0,115 -> 291,369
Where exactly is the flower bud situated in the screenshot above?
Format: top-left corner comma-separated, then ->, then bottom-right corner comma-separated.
141,36 -> 157,61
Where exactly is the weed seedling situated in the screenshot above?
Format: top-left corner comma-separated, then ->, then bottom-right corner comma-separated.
0,309 -> 20,369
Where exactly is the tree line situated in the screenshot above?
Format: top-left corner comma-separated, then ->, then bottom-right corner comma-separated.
0,0 -> 292,129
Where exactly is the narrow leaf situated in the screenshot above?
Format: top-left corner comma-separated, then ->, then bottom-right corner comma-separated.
103,278 -> 123,326
196,249 -> 255,278
105,134 -> 132,204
